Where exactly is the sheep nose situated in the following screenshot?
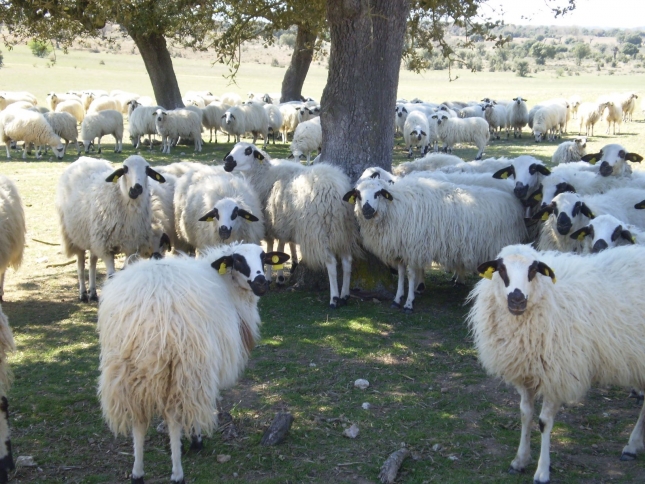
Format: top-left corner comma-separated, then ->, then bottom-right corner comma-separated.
507,288 -> 527,316
129,184 -> 143,199
514,183 -> 528,199
224,156 -> 236,172
218,226 -> 232,240
592,239 -> 609,253
362,203 -> 376,219
249,275 -> 269,296
599,161 -> 613,177
556,213 -> 572,235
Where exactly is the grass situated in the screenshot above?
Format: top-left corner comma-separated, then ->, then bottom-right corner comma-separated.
1,44 -> 645,483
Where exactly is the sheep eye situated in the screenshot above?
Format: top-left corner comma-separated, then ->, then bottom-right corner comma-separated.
244,147 -> 252,155
619,150 -> 626,158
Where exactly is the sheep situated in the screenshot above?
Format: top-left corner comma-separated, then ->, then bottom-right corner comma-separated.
0,303 -> 16,482
154,108 -> 202,154
532,103 -> 566,142
0,91 -> 37,109
0,177 -> 25,302
484,103 -> 507,140
297,105 -> 320,123
183,95 -> 206,108
393,153 -> 463,176
87,96 -> 121,114
220,92 -> 242,106
577,100 -> 610,136
55,99 -> 85,124
487,155 -> 552,201
528,99 -> 569,130
46,92 -> 81,111
581,143 -> 643,177
403,111 -> 429,157
148,172 -> 181,254
127,100 -> 161,149
263,103 -> 283,144
221,105 -> 247,143
505,97 -> 529,138
0,96 -> 33,112
290,116 -> 321,165
625,93 -> 639,122
344,176 -> 527,310
201,102 -> 228,143
98,243 -> 289,484
157,161 -> 224,179
551,137 -> 587,164
407,170 -> 516,197
0,109 -> 64,160
55,155 -> 167,301
605,100 -> 623,134
432,113 -> 489,160
611,92 -> 639,122
80,109 -> 124,154
467,243 -> 645,484
569,214 -> 644,253
224,142 -> 360,308
43,111 -> 79,156
241,101 -> 271,146
80,92 -> 95,112
395,103 -> 436,134
457,104 -> 486,119
568,95 -> 581,119
278,103 -> 299,143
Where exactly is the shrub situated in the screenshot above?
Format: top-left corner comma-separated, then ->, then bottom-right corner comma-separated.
0,51 -> 3,68
572,42 -> 591,66
279,33 -> 296,49
556,67 -> 564,77
271,58 -> 280,67
625,34 -> 642,46
28,39 -> 52,58
515,60 -> 530,77
99,60 -> 105,65
622,43 -> 639,58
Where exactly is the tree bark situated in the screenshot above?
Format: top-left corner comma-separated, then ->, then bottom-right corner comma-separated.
321,0 -> 409,184
129,31 -> 184,109
281,24 -> 318,102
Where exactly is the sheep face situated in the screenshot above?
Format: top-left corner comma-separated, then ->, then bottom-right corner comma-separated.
533,192 -> 594,235
574,137 -> 587,150
198,197 -> 259,240
492,156 -> 550,200
477,248 -> 556,316
532,179 -> 576,209
581,144 -> 643,177
221,111 -> 236,126
104,155 -> 165,200
570,214 -> 635,253
344,179 -> 393,220
210,243 -> 289,296
223,142 -> 265,172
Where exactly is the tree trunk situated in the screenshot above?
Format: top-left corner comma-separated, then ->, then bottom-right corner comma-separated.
321,0 -> 409,184
281,24 -> 317,102
129,31 -> 184,109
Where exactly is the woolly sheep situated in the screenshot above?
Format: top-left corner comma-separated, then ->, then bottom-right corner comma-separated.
201,102 -> 228,143
174,171 -> 264,252
605,101 -> 623,134
154,108 -> 202,154
570,214 -> 644,253
625,93 -> 639,122
577,100 -> 610,136
263,103 -> 283,144
484,103 -> 507,140
290,117 -> 321,164
127,100 -> 161,149
0,303 -> 16,481
487,155 -> 552,201
55,99 -> 84,124
43,111 -> 79,156
221,105 -> 247,143
532,104 -> 566,142
46,92 -> 81,111
56,155 -> 167,301
0,91 -> 36,110
98,243 -> 289,484
581,143 -> 643,177
611,92 -> 639,122
457,104 -> 486,119
241,101 -> 271,146
432,113 -> 489,160
343,176 -> 527,311
0,177 -> 25,302
568,95 -> 581,119
297,105 -> 320,123
0,109 -> 64,160
224,142 -> 360,307
220,92 -> 242,106
551,137 -> 587,164
468,243 -> 645,484
183,95 -> 206,109
407,170 -> 516,197
393,153 -> 463,176
403,111 -> 429,157
87,96 -> 121,114
278,103 -> 299,143
157,161 -> 224,179
505,97 -> 528,138
528,99 -> 569,130
80,109 -> 124,154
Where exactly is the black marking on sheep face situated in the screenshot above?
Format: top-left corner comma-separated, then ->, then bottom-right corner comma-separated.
539,418 -> 545,433
129,183 -> 143,200
249,274 -> 269,296
592,239 -> 609,253
219,225 -> 232,240
507,288 -> 528,315
599,161 -> 613,177
556,212 -> 572,235
224,156 -> 236,172
514,182 -> 528,200
362,202 -> 376,219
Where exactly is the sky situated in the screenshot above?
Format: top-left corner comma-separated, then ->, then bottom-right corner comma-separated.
483,0 -> 644,29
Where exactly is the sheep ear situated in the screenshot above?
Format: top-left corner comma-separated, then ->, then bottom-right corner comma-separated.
635,200 -> 645,210
535,261 -> 556,283
420,131 -> 427,136
237,209 -> 259,222
253,150 -> 265,160
199,208 -> 219,222
529,163 -> 551,176
492,166 -> 514,180
581,153 -> 601,165
145,166 -> 165,183
370,172 -> 380,179
611,225 -> 623,242
532,203 -> 555,221
524,186 -> 543,208
554,182 -> 576,197
211,255 -> 234,275
570,226 -> 592,241
626,153 -> 643,163
579,203 -> 595,219
105,168 -> 125,183
477,259 -> 500,280
378,189 -> 393,201
621,229 -> 636,244
343,189 -> 359,204
265,251 -> 290,266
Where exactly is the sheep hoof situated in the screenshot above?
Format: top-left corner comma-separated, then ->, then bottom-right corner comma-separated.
337,296 -> 349,307
329,297 -> 340,309
131,477 -> 145,484
533,479 -> 549,484
89,292 -> 99,302
390,301 -> 401,309
190,436 -> 203,451
403,307 -> 414,314
628,389 -> 644,404
508,466 -> 525,474
620,452 -> 637,461
80,292 -> 89,303
170,480 -> 185,484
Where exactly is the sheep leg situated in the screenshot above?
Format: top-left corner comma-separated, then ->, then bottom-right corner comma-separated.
88,254 -> 99,302
509,386 -> 536,474
265,238 -> 274,280
415,268 -> 425,293
97,136 -> 103,154
403,265 -> 416,313
103,255 -> 116,278
21,144 -> 28,160
339,254 -> 352,303
131,420 -> 146,483
326,253 -> 341,309
475,145 -> 484,160
621,393 -> 645,460
77,253 -> 88,302
3,143 -> 10,160
75,140 -> 80,155
276,241 -> 287,285
289,242 -> 298,270
533,398 -> 559,484
0,396 -> 14,483
167,418 -> 185,483
0,272 -> 5,301
190,423 -> 203,451
392,263 -> 406,309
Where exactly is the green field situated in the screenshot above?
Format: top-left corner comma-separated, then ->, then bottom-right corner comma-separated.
1,44 -> 645,483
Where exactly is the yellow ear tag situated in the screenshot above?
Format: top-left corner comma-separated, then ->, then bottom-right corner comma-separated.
206,217 -> 214,222
588,158 -> 597,165
541,212 -> 550,221
632,236 -> 637,243
273,264 -> 284,270
271,255 -> 280,264
348,196 -> 356,205
551,276 -> 557,284
479,267 -> 495,280
589,212 -> 595,218
244,214 -> 252,220
156,174 -> 161,180
543,268 -> 549,276
112,176 -> 119,183
500,172 -> 509,179
534,193 -> 543,202
258,158 -> 264,164
218,263 -> 227,275
577,232 -> 586,241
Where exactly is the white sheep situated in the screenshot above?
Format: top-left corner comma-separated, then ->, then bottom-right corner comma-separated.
98,243 -> 289,484
0,91 -> 36,110
505,97 -> 528,138
532,104 -> 566,142
0,303 -> 16,481
43,111 -> 79,156
220,92 -> 242,106
221,105 -> 247,143
278,103 -> 299,143
174,172 -> 264,252
157,161 -> 224,179
54,99 -> 85,124
457,104 -> 486,119
432,113 -> 489,160
154,108 -> 202,154
393,153 -> 463,176
484,103 -> 507,140
55,155 -> 167,301
0,109 -> 64,160
241,101 -> 271,146
577,100 -> 610,136
551,137 -> 587,164
224,142 -> 360,307
488,155 -> 552,201
581,143 -> 643,177
263,103 -> 283,144
80,109 -> 124,154
625,93 -> 639,122
290,116 -> 321,165
605,100 -> 623,134
0,177 -> 25,302
149,172 -> 181,254
569,213 -> 644,253
568,95 -> 581,119
344,175 -> 527,311
611,92 -> 639,122
46,92 -> 81,111
403,111 -> 429,157
201,102 -> 228,143
467,243 -> 645,484
127,100 -> 161,149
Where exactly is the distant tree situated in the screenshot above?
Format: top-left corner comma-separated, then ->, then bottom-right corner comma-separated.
624,34 -> 643,46
28,39 -> 52,58
516,60 -> 530,77
572,42 -> 591,66
530,42 -> 557,64
622,43 -> 640,58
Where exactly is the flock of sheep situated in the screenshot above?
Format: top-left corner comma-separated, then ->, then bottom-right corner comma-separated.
0,86 -> 644,483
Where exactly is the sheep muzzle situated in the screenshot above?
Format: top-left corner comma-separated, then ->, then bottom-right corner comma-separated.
507,288 -> 528,315
599,161 -> 613,177
513,183 -> 528,199
129,184 -> 143,200
249,275 -> 269,296
224,156 -> 237,172
556,213 -> 572,235
219,226 -> 232,240
362,203 -> 376,219
592,239 -> 609,253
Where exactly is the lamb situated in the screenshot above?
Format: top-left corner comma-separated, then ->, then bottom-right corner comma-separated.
467,243 -> 645,484
551,137 -> 587,164
0,109 -> 64,160
432,113 -> 489,160
568,95 -> 581,119
483,103 -> 507,140
154,108 -> 202,154
127,100 -> 161,149
98,243 -> 289,484
174,171 -> 264,252
264,103 -> 283,144
393,153 -> 463,176
55,99 -> 85,124
581,143 -> 643,177
569,214 -> 644,253
577,100 -> 610,136
532,103 -> 566,142
403,111 -> 429,157
0,177 -> 25,302
343,176 -> 527,311
605,100 -> 623,134
80,109 -> 124,154
224,142 -> 360,308
55,155 -> 167,301
43,111 -> 79,156
290,117 -> 322,164
201,102 -> 228,143
0,303 -> 16,482
505,97 -> 528,138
